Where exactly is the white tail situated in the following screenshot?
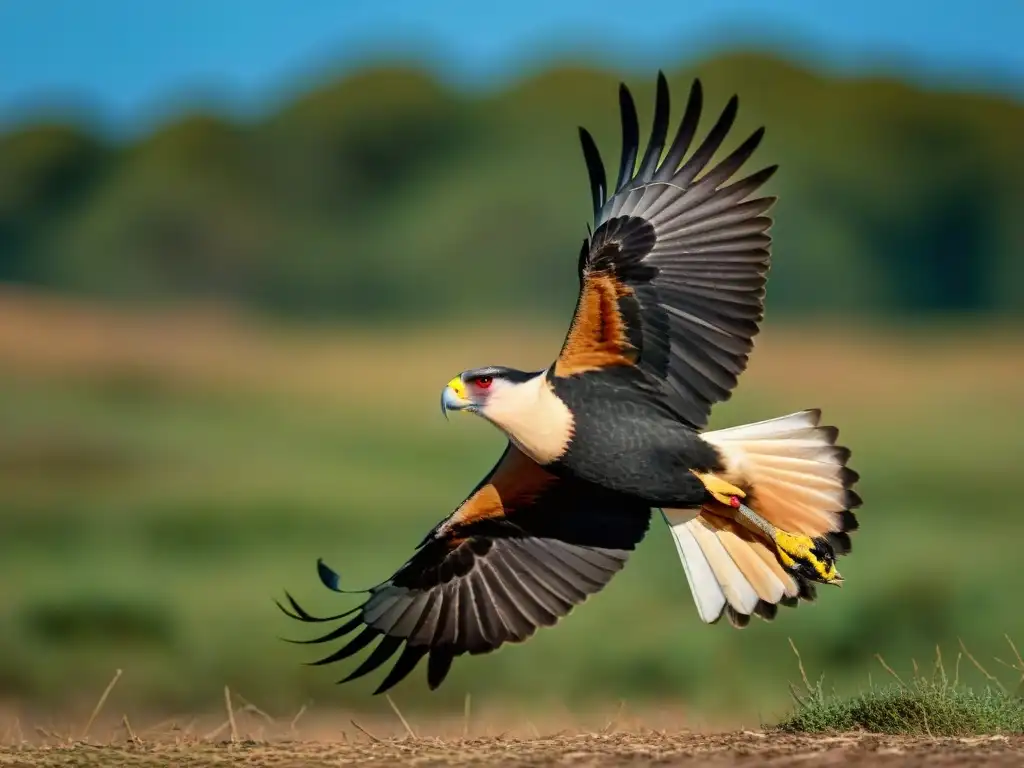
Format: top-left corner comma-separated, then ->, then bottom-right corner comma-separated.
665,409 -> 860,627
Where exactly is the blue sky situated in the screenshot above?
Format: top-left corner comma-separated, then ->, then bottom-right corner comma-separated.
1,0 -> 1022,137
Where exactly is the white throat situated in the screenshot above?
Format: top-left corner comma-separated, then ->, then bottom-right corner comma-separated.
479,370 -> 574,465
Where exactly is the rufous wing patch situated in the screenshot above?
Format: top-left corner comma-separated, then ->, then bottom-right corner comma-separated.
449,447 -> 555,527
555,271 -> 638,377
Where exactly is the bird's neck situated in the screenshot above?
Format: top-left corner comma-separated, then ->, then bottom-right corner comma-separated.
481,371 -> 575,466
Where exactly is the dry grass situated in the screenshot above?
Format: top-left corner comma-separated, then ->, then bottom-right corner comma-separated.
3,664 -> 1024,766
1,286 -> 1022,411
4,704 -> 1024,767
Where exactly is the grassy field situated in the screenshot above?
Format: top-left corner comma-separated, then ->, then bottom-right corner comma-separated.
1,289 -> 1023,726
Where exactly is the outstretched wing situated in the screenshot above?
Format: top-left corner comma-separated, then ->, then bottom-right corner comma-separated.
555,72 -> 776,430
279,445 -> 651,694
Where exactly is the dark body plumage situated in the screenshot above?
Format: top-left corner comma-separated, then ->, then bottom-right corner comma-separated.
279,71 -> 861,696
548,369 -> 720,506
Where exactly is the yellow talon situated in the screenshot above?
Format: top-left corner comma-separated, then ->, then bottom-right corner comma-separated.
692,471 -> 746,507
692,470 -> 844,587
774,530 -> 843,585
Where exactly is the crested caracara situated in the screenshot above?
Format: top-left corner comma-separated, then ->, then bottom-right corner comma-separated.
279,72 -> 861,694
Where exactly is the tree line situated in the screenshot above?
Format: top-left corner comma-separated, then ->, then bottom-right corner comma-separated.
1,52 -> 1021,323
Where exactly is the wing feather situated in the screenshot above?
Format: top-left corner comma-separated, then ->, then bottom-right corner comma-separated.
281,445 -> 651,693
614,84 -> 641,195
555,72 -> 776,429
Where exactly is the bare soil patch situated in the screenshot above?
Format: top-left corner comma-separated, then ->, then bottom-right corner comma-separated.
2,732 -> 1022,767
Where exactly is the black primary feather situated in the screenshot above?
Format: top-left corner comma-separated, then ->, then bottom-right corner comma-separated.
578,127 -> 606,222
615,83 -> 640,193
568,73 -> 778,429
278,469 -> 650,695
338,635 -> 404,684
653,78 -> 703,182
635,71 -> 672,183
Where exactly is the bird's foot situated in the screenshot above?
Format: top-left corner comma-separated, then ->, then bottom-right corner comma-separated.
692,470 -> 844,587
774,530 -> 843,586
691,471 -> 746,507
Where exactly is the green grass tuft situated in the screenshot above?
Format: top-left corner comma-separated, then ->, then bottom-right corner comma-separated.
777,678 -> 1024,736
775,638 -> 1024,735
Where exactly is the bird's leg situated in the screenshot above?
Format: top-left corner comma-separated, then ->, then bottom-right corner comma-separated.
739,505 -> 842,585
690,471 -> 843,585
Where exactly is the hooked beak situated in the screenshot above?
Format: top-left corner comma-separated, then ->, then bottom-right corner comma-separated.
441,376 -> 472,420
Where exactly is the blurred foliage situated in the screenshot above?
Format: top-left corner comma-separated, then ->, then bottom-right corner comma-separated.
1,53 -> 1022,322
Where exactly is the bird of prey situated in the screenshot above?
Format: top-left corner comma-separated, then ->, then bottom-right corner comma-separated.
279,71 -> 861,694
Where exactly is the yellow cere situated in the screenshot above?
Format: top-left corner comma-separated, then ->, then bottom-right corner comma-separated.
447,376 -> 467,400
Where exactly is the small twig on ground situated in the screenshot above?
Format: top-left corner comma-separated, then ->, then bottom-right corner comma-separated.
385,694 -> 417,739
81,668 -> 123,739
224,686 -> 239,743
289,703 -> 308,735
121,715 -> 140,744
921,705 -> 933,739
202,720 -> 229,742
959,638 -> 1009,695
169,717 -> 194,745
350,719 -> 382,743
1005,634 -> 1024,672
875,654 -> 909,690
788,638 -> 812,690
601,700 -> 626,734
462,693 -> 471,739
141,715 -> 181,734
994,635 -> 1024,693
238,703 -> 274,726
232,692 -> 275,725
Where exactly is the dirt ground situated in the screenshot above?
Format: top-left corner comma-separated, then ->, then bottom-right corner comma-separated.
2,732 -> 1023,767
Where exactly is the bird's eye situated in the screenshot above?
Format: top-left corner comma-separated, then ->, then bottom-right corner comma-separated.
474,376 -> 493,389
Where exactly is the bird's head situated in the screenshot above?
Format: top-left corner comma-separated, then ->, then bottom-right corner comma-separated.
440,366 -> 538,420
